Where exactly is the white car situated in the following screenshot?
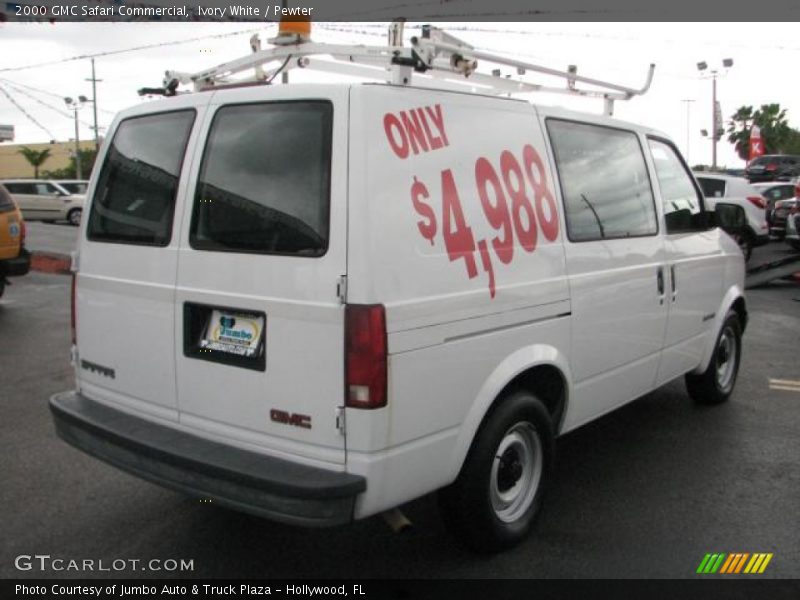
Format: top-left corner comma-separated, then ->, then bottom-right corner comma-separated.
49,31 -> 747,552
693,173 -> 769,251
0,179 -> 85,226
751,181 -> 797,238
785,208 -> 800,250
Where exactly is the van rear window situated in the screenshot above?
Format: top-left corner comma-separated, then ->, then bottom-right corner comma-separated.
190,101 -> 332,257
87,110 -> 195,246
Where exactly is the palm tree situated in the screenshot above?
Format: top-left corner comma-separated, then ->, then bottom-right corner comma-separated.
17,147 -> 52,179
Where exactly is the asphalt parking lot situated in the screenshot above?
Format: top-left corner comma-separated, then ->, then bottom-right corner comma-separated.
1,228 -> 798,580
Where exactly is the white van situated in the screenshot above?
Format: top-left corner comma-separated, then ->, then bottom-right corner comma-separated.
50,29 -> 747,552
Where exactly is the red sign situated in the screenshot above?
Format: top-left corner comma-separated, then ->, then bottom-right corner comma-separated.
749,125 -> 764,162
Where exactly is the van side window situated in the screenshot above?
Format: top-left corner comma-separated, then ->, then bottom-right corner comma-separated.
87,110 -> 196,246
547,119 -> 658,242
648,139 -> 707,233
190,101 -> 333,257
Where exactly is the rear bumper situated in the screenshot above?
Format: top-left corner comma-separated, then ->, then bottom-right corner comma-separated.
49,391 -> 366,527
1,248 -> 30,277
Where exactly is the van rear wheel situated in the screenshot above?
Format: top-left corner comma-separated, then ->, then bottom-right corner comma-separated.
685,310 -> 742,405
439,390 -> 553,552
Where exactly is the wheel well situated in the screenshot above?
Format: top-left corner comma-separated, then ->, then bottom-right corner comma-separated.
500,365 -> 567,434
731,296 -> 748,333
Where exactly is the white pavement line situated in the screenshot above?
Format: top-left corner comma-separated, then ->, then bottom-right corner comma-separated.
769,385 -> 800,393
769,378 -> 800,386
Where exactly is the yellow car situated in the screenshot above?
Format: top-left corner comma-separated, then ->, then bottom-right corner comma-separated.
0,184 -> 31,298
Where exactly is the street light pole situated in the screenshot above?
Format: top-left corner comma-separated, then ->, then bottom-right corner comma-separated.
73,110 -> 81,179
64,96 -> 88,179
682,99 -> 695,164
697,59 -> 733,171
711,72 -> 718,170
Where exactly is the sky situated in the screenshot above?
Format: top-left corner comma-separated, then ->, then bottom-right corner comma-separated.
1,21 -> 799,168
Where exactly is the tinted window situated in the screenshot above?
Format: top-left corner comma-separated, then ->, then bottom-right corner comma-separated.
190,101 -> 333,256
60,182 -> 87,194
696,177 -> 726,198
5,183 -> 33,194
649,139 -> 707,233
87,110 -> 195,245
547,120 -> 657,242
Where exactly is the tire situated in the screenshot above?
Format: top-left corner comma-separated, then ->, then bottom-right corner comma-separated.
439,390 -> 554,553
0,279 -> 5,299
685,310 -> 742,405
67,208 -> 82,227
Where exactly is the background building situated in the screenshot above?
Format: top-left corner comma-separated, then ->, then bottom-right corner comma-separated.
0,140 -> 96,179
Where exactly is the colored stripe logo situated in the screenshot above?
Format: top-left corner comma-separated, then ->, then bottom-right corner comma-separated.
697,553 -> 773,574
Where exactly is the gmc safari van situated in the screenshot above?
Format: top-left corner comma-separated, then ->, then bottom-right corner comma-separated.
49,30 -> 747,552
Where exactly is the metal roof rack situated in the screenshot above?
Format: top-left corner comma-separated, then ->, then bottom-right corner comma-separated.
142,21 -> 655,116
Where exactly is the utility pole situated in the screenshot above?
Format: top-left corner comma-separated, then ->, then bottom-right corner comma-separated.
85,58 -> 102,150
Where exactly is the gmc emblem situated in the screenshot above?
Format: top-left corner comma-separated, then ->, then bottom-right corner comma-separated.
270,409 -> 312,429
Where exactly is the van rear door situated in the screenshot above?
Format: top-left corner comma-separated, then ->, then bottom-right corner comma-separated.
173,86 -> 348,466
77,95 -> 207,421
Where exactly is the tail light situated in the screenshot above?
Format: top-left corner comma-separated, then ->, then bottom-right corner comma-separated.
345,304 -> 387,409
70,273 -> 77,345
19,220 -> 26,248
794,184 -> 800,198
747,196 -> 766,209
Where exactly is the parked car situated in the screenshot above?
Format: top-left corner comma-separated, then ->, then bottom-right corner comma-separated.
785,209 -> 800,250
49,36 -> 748,553
0,185 -> 31,298
53,179 -> 89,195
0,179 -> 85,226
751,181 -> 798,238
693,173 -> 769,257
745,154 -> 800,183
770,197 -> 799,240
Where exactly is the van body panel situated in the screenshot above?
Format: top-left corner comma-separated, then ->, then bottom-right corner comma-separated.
173,85 -> 349,465
76,93 -> 210,417
344,85 -> 571,481
655,230 -> 726,385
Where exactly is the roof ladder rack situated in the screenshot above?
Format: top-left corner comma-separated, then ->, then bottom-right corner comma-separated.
148,21 -> 655,116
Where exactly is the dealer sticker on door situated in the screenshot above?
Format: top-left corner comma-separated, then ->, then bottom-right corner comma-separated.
200,310 -> 264,358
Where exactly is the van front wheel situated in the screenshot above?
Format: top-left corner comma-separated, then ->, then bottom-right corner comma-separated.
685,310 -> 742,405
439,390 -> 554,552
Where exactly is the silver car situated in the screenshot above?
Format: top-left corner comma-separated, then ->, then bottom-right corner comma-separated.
0,179 -> 85,226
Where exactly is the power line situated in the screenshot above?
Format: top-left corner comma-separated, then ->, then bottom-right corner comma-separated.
0,85 -> 56,140
0,26 -> 268,73
0,78 -> 116,115
1,80 -> 95,128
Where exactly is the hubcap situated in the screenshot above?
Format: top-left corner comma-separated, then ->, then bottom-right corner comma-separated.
715,325 -> 738,392
490,422 -> 543,523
